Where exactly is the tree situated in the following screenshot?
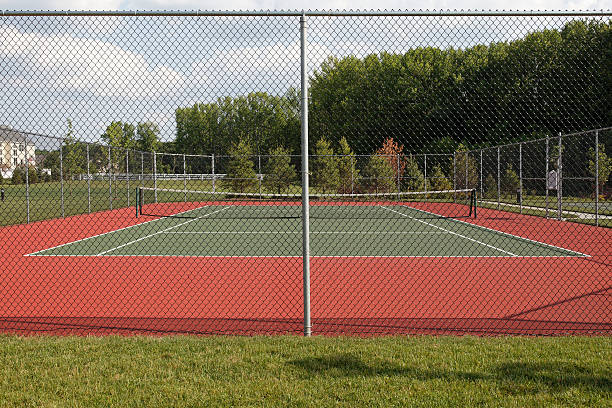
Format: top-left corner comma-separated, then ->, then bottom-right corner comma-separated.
484,174 -> 497,199
264,146 -> 297,194
361,155 -> 395,193
501,163 -> 520,195
27,166 -> 38,184
226,139 -> 256,193
588,143 -> 611,193
376,138 -> 405,189
11,167 -> 24,184
453,144 -> 479,190
63,119 -> 85,180
404,154 -> 425,191
312,138 -> 339,193
337,137 -> 358,194
428,164 -> 452,193
137,122 -> 160,152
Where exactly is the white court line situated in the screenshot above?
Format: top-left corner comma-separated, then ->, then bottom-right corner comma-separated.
379,205 -> 519,257
96,206 -> 232,256
25,204 -> 215,256
400,204 -> 589,257
26,254 -> 585,258
162,231 -> 449,235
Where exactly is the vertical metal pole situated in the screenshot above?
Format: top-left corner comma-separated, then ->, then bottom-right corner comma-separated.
351,155 -> 354,197
258,154 -> 262,198
453,152 -> 456,202
153,151 -> 157,203
557,133 -> 562,220
465,151 -> 468,190
87,144 -> 91,213
140,151 -> 144,189
424,154 -> 427,193
212,153 -> 216,193
25,143 -> 29,224
479,150 -> 483,199
595,130 -> 599,226
519,143 -> 523,214
497,147 -> 500,210
60,143 -> 65,218
183,154 -> 187,202
108,146 -> 112,210
396,153 -> 401,198
126,149 -> 130,207
545,135 -> 549,219
300,12 -> 311,337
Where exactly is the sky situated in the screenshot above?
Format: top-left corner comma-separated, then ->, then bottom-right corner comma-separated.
0,0 -> 609,146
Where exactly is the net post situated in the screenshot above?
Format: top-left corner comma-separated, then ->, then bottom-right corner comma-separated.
300,11 -> 311,337
557,133 -> 562,221
108,146 -> 113,210
545,135 -> 549,219
87,143 -> 91,213
519,142 -> 523,214
60,140 -> 65,217
595,130 -> 599,226
496,146 -> 500,210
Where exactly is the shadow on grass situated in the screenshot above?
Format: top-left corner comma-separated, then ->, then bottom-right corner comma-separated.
289,354 -> 611,392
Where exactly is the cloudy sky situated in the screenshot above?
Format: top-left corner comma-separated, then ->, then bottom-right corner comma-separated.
0,1 -> 609,145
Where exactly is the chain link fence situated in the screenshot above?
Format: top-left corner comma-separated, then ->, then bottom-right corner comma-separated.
0,11 -> 610,336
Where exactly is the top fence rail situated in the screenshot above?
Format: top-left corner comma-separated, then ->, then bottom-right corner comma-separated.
2,10 -> 611,17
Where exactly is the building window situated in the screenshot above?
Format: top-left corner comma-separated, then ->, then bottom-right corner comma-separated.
19,144 -> 25,152
13,157 -> 18,166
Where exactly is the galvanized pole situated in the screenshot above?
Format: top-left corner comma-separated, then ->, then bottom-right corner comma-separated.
60,143 -> 65,218
557,133 -> 562,220
351,155 -> 354,197
212,153 -> 216,192
497,147 -> 500,210
595,130 -> 599,226
396,153 -> 401,198
519,143 -> 523,214
453,152 -> 456,203
126,149 -> 130,207
545,135 -> 549,219
479,150 -> 483,199
87,144 -> 91,213
25,143 -> 29,224
108,146 -> 113,210
140,151 -> 144,189
465,151 -> 468,190
258,154 -> 262,198
300,11 -> 311,337
424,154 -> 427,193
183,153 -> 187,202
153,151 -> 157,203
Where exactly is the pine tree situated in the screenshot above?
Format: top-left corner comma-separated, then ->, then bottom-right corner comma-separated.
313,138 -> 340,193
226,139 -> 257,193
484,173 -> 497,199
337,137 -> 358,194
361,155 -> 395,193
264,146 -> 296,194
404,154 -> 425,191
428,164 -> 452,198
588,143 -> 611,194
501,163 -> 519,195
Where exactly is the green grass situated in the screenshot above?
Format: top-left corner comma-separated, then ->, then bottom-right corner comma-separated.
0,335 -> 609,407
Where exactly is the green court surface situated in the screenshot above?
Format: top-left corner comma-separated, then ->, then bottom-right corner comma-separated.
28,203 -> 586,258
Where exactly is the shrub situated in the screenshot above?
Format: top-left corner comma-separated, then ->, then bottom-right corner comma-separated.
226,139 -> 257,193
264,146 -> 296,194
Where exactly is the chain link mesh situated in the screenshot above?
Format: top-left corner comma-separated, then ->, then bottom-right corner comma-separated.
0,11 -> 610,335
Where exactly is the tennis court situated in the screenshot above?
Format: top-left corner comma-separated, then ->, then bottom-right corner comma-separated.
28,192 -> 585,258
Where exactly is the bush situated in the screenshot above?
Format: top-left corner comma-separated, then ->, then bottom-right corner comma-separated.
501,163 -> 519,195
427,164 -> 452,198
337,137 -> 358,194
484,173 -> 497,199
27,166 -> 39,184
404,155 -> 425,191
312,138 -> 339,194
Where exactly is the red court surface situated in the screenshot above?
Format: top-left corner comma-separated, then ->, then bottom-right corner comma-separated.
0,203 -> 610,336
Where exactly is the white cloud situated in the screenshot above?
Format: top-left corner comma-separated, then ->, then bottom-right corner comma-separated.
0,25 -> 185,98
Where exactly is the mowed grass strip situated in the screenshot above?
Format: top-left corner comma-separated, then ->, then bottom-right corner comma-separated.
0,335 -> 610,407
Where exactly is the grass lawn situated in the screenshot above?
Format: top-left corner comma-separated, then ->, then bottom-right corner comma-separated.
0,335 -> 610,407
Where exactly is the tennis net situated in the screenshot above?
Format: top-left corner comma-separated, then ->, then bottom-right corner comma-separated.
136,187 -> 477,220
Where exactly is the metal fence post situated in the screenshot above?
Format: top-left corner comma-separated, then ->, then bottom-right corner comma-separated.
351,155 -> 355,197
465,151 -> 468,190
153,151 -> 157,203
497,146 -> 500,210
212,153 -> 216,192
300,11 -> 311,337
108,146 -> 113,210
397,153 -> 401,197
424,154 -> 427,193
557,133 -> 562,220
126,149 -> 130,207
183,153 -> 187,202
453,151 -> 456,202
87,144 -> 91,213
25,146 -> 30,224
519,142 -> 523,214
140,151 -> 144,189
60,142 -> 65,218
545,135 -> 549,219
258,154 -> 262,198
479,149 -> 483,199
595,130 -> 599,226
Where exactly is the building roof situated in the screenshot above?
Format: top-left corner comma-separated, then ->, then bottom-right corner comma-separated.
0,126 -> 35,144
